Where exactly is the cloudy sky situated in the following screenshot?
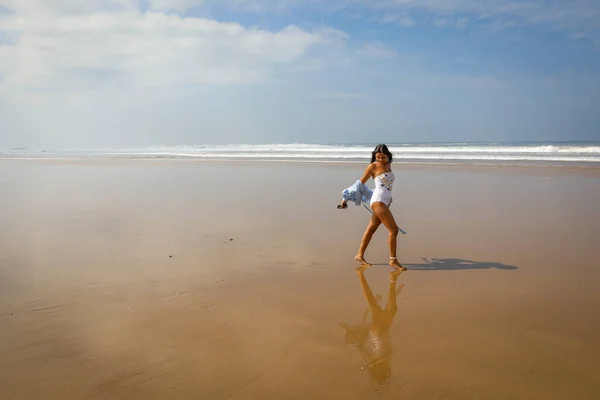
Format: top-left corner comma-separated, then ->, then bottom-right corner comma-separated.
0,0 -> 599,149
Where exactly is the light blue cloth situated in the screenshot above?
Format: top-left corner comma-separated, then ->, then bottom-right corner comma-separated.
341,180 -> 407,234
342,180 -> 373,212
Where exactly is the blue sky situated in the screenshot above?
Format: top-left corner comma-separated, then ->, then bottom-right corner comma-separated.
0,0 -> 599,148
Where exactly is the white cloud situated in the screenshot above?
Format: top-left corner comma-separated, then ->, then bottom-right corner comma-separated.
357,42 -> 397,58
376,0 -> 600,36
315,91 -> 364,99
225,0 -> 600,38
313,26 -> 350,46
149,0 -> 205,13
0,0 -> 357,148
0,0 -> 138,15
481,18 -> 521,31
0,3 -> 345,90
456,17 -> 468,29
379,12 -> 415,27
433,18 -> 448,27
379,0 -> 549,17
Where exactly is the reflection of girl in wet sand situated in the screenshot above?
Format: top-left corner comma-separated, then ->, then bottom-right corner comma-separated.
340,265 -> 404,387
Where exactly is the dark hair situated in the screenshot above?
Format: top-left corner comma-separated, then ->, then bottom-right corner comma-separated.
370,144 -> 393,163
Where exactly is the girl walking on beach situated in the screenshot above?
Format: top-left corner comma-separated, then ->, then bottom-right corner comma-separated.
340,144 -> 406,270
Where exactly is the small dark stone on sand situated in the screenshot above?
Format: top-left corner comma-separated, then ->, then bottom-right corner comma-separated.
169,255 -> 173,258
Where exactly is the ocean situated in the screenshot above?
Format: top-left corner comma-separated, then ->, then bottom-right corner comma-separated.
2,142 -> 600,167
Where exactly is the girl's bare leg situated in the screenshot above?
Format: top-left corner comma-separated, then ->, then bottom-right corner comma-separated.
371,202 -> 407,270
355,213 -> 382,266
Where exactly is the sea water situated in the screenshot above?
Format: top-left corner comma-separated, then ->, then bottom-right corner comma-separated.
2,141 -> 599,167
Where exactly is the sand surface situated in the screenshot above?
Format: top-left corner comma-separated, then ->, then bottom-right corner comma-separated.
1,160 -> 599,399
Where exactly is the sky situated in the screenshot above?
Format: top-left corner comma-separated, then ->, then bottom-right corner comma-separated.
0,0 -> 599,149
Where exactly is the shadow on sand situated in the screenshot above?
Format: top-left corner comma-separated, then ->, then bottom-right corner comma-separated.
404,257 -> 519,271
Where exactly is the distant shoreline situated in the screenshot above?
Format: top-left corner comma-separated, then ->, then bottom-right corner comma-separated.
2,156 -> 600,173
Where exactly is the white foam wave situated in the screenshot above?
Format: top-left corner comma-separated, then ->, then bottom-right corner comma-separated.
3,143 -> 599,165
138,153 -> 600,162
127,144 -> 600,155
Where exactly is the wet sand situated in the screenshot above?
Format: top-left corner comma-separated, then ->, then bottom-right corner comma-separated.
1,160 -> 599,399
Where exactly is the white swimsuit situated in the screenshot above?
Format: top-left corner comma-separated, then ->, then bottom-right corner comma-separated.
370,172 -> 395,208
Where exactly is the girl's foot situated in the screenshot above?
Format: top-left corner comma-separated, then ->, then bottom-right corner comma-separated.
355,254 -> 371,266
390,258 -> 407,271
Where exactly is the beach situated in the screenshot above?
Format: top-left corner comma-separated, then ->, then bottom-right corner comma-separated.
1,159 -> 599,399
